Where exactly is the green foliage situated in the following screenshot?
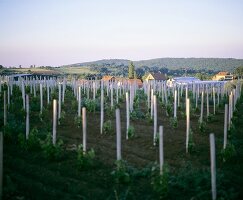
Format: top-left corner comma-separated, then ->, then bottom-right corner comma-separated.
18,128 -> 40,151
151,164 -> 169,199
128,61 -> 135,79
166,104 -> 172,116
77,144 -> 96,169
111,160 -> 130,184
74,116 -> 82,128
130,109 -> 145,120
58,110 -> 66,124
221,143 -> 236,162
188,129 -> 195,153
207,114 -> 217,123
103,120 -> 112,134
41,133 -> 64,160
84,98 -> 99,112
199,120 -> 206,133
170,117 -> 178,128
127,125 -> 135,139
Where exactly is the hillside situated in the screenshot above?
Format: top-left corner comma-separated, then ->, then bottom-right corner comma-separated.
63,58 -> 243,72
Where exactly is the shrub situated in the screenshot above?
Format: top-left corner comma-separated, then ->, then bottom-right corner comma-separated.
77,144 -> 95,169
111,160 -> 130,184
166,104 -> 172,116
170,117 -> 178,128
198,120 -> 206,133
18,128 -> 40,151
188,129 -> 195,153
151,163 -> 169,199
103,120 -> 112,134
74,116 -> 82,128
221,142 -> 236,162
41,133 -> 64,160
128,126 -> 135,139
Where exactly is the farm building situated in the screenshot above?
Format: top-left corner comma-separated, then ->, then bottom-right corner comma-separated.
101,75 -> 115,82
212,71 -> 234,81
167,77 -> 200,87
144,72 -> 167,82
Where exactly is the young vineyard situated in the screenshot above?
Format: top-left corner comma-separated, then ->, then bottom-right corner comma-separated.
0,76 -> 243,200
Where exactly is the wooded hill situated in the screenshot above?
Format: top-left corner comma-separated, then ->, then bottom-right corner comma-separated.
63,58 -> 243,72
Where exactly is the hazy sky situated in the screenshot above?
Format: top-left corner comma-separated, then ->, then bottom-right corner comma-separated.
0,0 -> 243,67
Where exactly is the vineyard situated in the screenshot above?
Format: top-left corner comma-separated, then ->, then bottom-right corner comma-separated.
0,77 -> 243,200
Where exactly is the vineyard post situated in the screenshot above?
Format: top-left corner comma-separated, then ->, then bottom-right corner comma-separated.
174,89 -> 177,118
116,109 -> 121,161
210,133 -> 217,200
153,95 -> 157,146
223,104 -> 228,149
58,83 -> 61,125
100,84 -> 104,134
82,107 -> 87,153
0,132 -> 3,200
53,99 -> 57,145
186,98 -> 190,153
159,126 -> 164,175
40,83 -> 43,114
26,95 -> 30,140
4,91 -> 7,126
126,92 -> 130,140
200,90 -> 204,123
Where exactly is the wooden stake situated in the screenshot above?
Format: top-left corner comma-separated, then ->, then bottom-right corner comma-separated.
116,109 -> 121,160
159,126 -> 164,175
126,92 -> 130,140
3,91 -> 7,126
0,132 -> 3,200
186,98 -> 190,153
100,85 -> 104,134
153,95 -> 157,146
223,104 -> 228,149
210,133 -> 217,200
82,107 -> 87,153
174,89 -> 177,118
26,95 -> 30,140
53,99 -> 57,145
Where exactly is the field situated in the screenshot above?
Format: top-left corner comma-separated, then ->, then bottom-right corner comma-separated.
1,79 -> 243,200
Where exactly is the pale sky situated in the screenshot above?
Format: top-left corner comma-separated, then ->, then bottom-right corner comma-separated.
0,0 -> 243,67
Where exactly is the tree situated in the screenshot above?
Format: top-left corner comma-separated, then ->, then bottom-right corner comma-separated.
234,66 -> 243,79
128,61 -> 135,79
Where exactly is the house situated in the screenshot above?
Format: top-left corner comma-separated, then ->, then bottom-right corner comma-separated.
212,72 -> 234,81
144,72 -> 167,82
101,75 -> 115,82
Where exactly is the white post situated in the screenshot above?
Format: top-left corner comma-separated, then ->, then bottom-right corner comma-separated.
100,86 -> 104,134
40,83 -> 43,114
53,99 -> 57,145
153,95 -> 157,146
174,89 -> 177,118
22,82 -> 26,110
82,107 -> 87,153
223,104 -> 228,149
200,91 -> 204,123
150,89 -> 154,119
159,126 -> 164,175
58,84 -> 61,124
213,87 -> 216,115
26,95 -> 30,140
78,86 -> 81,117
111,84 -> 114,108
126,92 -> 130,139
186,98 -> 190,153
116,109 -> 121,161
0,132 -> 2,200
210,133 -> 217,200
47,83 -> 50,105
4,91 -> 7,126
206,86 -> 209,117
